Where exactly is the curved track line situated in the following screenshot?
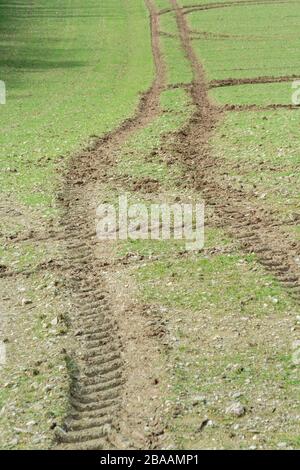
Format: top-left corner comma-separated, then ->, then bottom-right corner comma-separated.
169,0 -> 300,302
222,103 -> 300,111
189,29 -> 297,41
210,75 -> 300,88
183,0 -> 296,15
55,0 -> 166,450
160,0 -> 294,15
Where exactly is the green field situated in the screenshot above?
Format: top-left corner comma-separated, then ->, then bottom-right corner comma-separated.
0,0 -> 153,212
177,0 -> 300,226
1,0 -> 299,451
0,0 -> 154,450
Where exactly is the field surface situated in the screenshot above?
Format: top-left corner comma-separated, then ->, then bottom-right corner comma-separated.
0,0 -> 299,450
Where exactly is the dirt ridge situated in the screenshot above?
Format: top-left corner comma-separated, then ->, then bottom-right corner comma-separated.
183,0 -> 295,15
190,29 -> 298,41
210,75 -> 300,88
223,103 -> 300,111
159,0 -> 293,15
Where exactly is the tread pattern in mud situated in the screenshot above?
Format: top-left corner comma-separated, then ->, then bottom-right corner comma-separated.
55,0 -> 165,450
55,0 -> 299,450
55,207 -> 123,450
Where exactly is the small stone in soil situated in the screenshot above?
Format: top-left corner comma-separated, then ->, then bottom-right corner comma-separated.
225,402 -> 246,417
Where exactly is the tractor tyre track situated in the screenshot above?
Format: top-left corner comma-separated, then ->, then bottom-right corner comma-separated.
160,0 -> 294,15
210,75 -> 300,88
183,0 -> 295,15
223,103 -> 300,111
55,0 -> 165,450
170,0 -> 300,301
189,29 -> 297,41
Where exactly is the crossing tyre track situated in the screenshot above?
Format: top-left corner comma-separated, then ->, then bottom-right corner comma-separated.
169,0 -> 300,303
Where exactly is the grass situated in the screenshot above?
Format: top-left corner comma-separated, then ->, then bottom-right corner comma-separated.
0,271 -> 70,449
210,82 -> 298,106
212,109 -> 300,221
117,226 -> 231,259
179,0 -> 239,4
136,252 -> 294,314
155,0 -> 172,9
131,223 -> 299,449
1,0 -> 300,451
0,0 -> 155,450
116,88 -> 193,182
186,3 -> 300,80
166,330 -> 299,449
180,0 -> 300,230
0,0 -> 154,213
159,13 -> 193,85
111,87 -> 196,259
126,0 -> 300,449
0,243 -> 44,272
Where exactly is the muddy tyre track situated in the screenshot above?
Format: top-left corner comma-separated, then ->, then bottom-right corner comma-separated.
55,0 -> 165,450
160,0 -> 293,15
210,75 -> 300,89
169,0 -> 300,300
